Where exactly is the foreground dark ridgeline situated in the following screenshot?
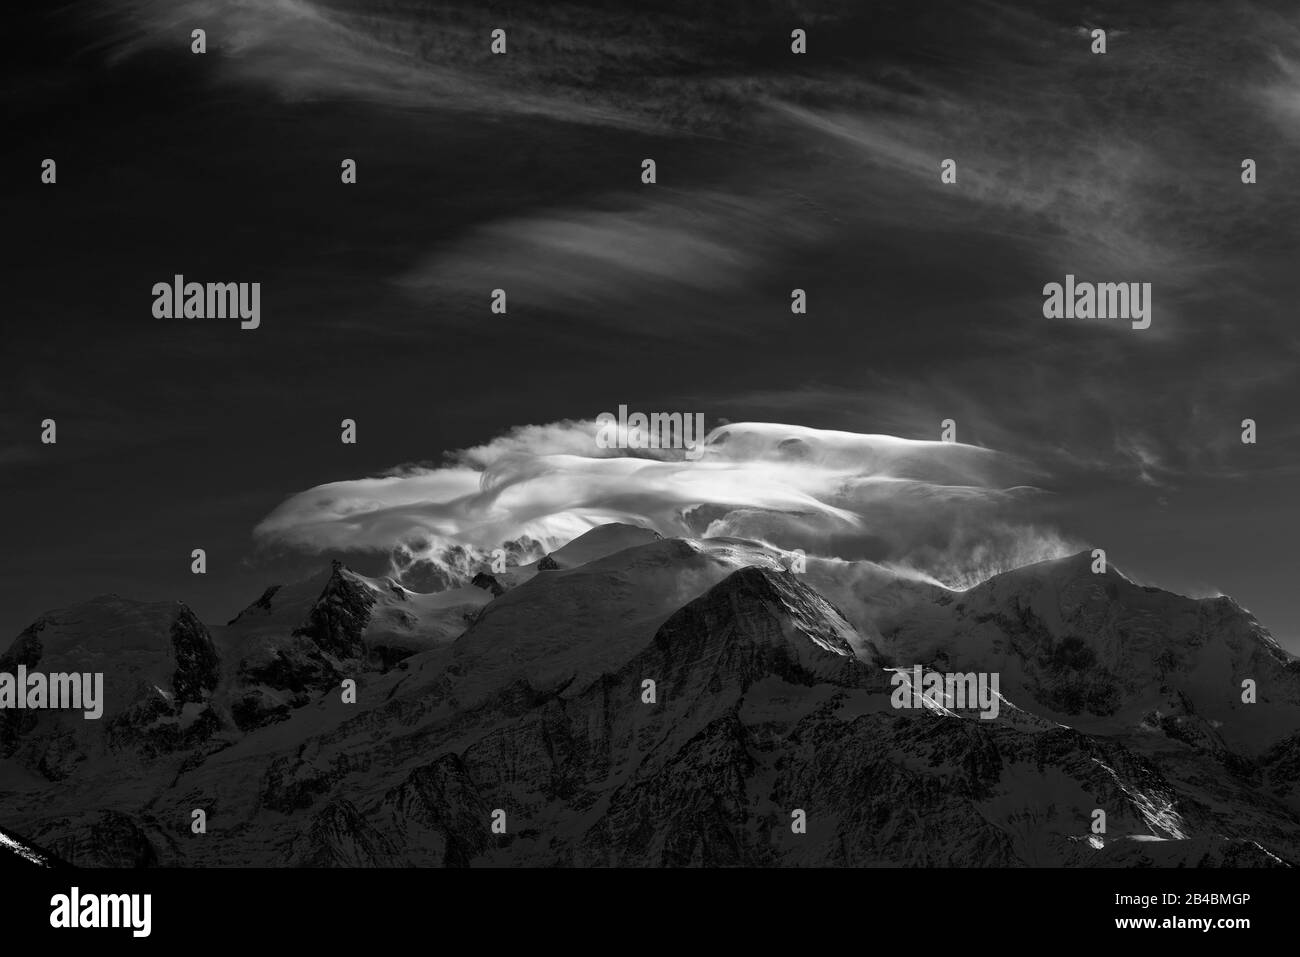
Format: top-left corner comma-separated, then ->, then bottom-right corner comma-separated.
0,524 -> 1295,867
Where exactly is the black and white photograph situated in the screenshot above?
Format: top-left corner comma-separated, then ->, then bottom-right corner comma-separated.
2,0 -> 1297,940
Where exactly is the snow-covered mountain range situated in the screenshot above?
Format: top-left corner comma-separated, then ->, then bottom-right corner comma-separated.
0,524 -> 1295,866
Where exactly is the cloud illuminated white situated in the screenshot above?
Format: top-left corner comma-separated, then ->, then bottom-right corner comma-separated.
253,420 -> 1078,588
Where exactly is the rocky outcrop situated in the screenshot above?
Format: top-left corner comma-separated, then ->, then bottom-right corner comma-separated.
291,562 -> 377,660
26,810 -> 159,868
287,799 -> 401,867
171,606 -> 221,704
471,572 -> 504,597
228,564 -> 378,731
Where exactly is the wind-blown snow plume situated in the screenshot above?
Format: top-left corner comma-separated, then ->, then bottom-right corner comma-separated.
253,420 -> 1079,587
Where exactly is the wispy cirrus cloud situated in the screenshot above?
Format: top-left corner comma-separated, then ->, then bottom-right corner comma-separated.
394,188 -> 828,332
102,0 -> 643,126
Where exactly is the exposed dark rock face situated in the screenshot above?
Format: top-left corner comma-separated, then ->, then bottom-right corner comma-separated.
171,606 -> 221,704
0,619 -> 45,671
292,563 -> 377,660
0,601 -> 223,775
378,755 -> 492,867
228,586 -> 281,625
288,799 -> 401,867
0,620 -> 46,754
105,688 -> 222,758
28,811 -> 159,868
229,565 -> 381,731
231,686 -> 298,731
471,572 -> 505,597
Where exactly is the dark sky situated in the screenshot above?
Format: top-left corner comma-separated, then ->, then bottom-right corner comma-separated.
2,0 -> 1297,647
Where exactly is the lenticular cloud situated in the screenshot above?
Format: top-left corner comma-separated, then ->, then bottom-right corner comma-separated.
252,420 -> 1077,587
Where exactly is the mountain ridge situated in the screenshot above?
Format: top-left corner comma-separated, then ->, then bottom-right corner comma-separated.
1,527 -> 1297,866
